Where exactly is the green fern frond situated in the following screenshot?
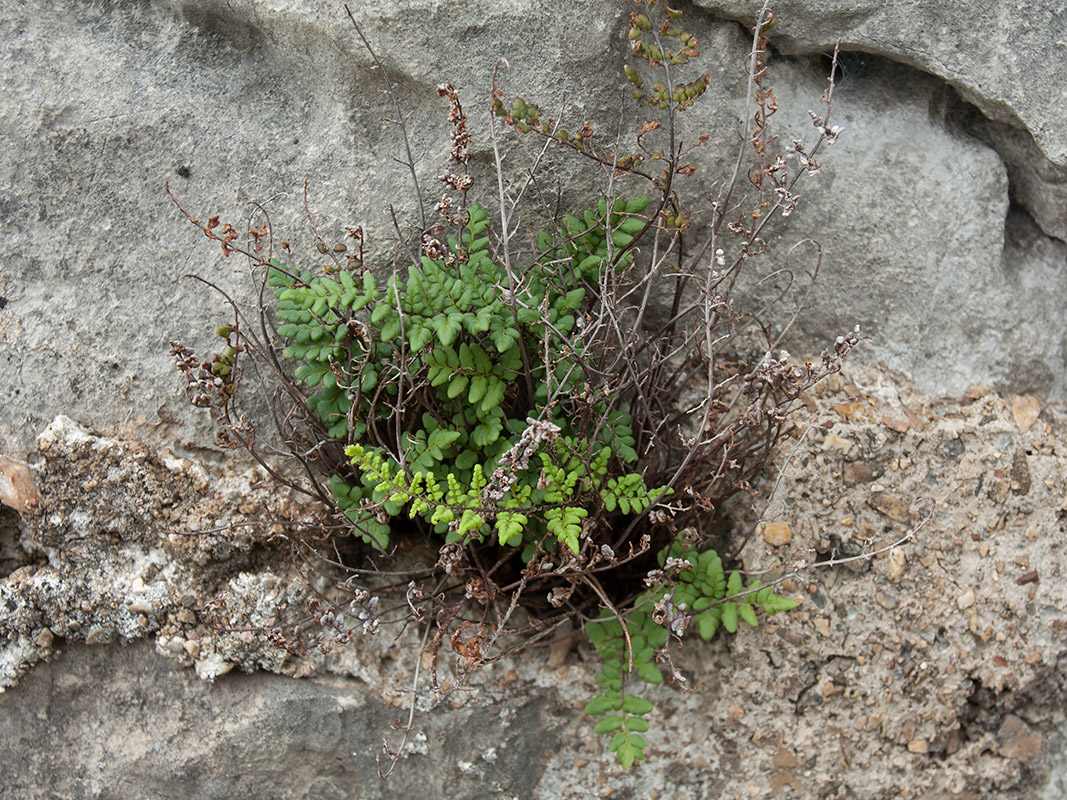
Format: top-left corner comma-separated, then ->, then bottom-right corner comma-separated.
584,543 -> 798,767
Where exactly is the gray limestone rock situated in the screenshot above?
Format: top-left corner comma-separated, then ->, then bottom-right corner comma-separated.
695,0 -> 1067,244
0,640 -> 559,800
974,115 -> 1067,243
722,54 -> 1067,396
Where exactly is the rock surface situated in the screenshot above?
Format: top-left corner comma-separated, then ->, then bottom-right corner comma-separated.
3,364 -> 1066,798
1,639 -> 560,800
3,1 -> 1067,795
730,55 -> 1063,398
696,0 -> 1067,240
1,0 -> 1067,462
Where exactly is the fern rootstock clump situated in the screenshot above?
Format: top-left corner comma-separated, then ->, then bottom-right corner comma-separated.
171,0 -> 857,770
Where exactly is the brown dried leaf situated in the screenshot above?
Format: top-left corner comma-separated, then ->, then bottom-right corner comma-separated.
1012,395 -> 1041,432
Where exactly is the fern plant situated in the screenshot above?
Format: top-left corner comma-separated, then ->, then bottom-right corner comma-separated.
171,0 -> 856,773
584,542 -> 797,767
265,191 -> 799,767
269,196 -> 667,557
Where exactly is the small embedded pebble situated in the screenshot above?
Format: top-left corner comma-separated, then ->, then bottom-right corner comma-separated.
996,714 -> 1045,762
882,415 -> 909,433
1016,570 -> 1039,586
956,589 -> 976,610
175,608 -> 197,625
832,401 -> 867,421
902,406 -> 927,431
763,521 -> 792,546
822,432 -> 853,452
885,548 -> 906,583
842,460 -> 884,485
867,492 -> 911,523
0,455 -> 40,513
875,592 -> 898,610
